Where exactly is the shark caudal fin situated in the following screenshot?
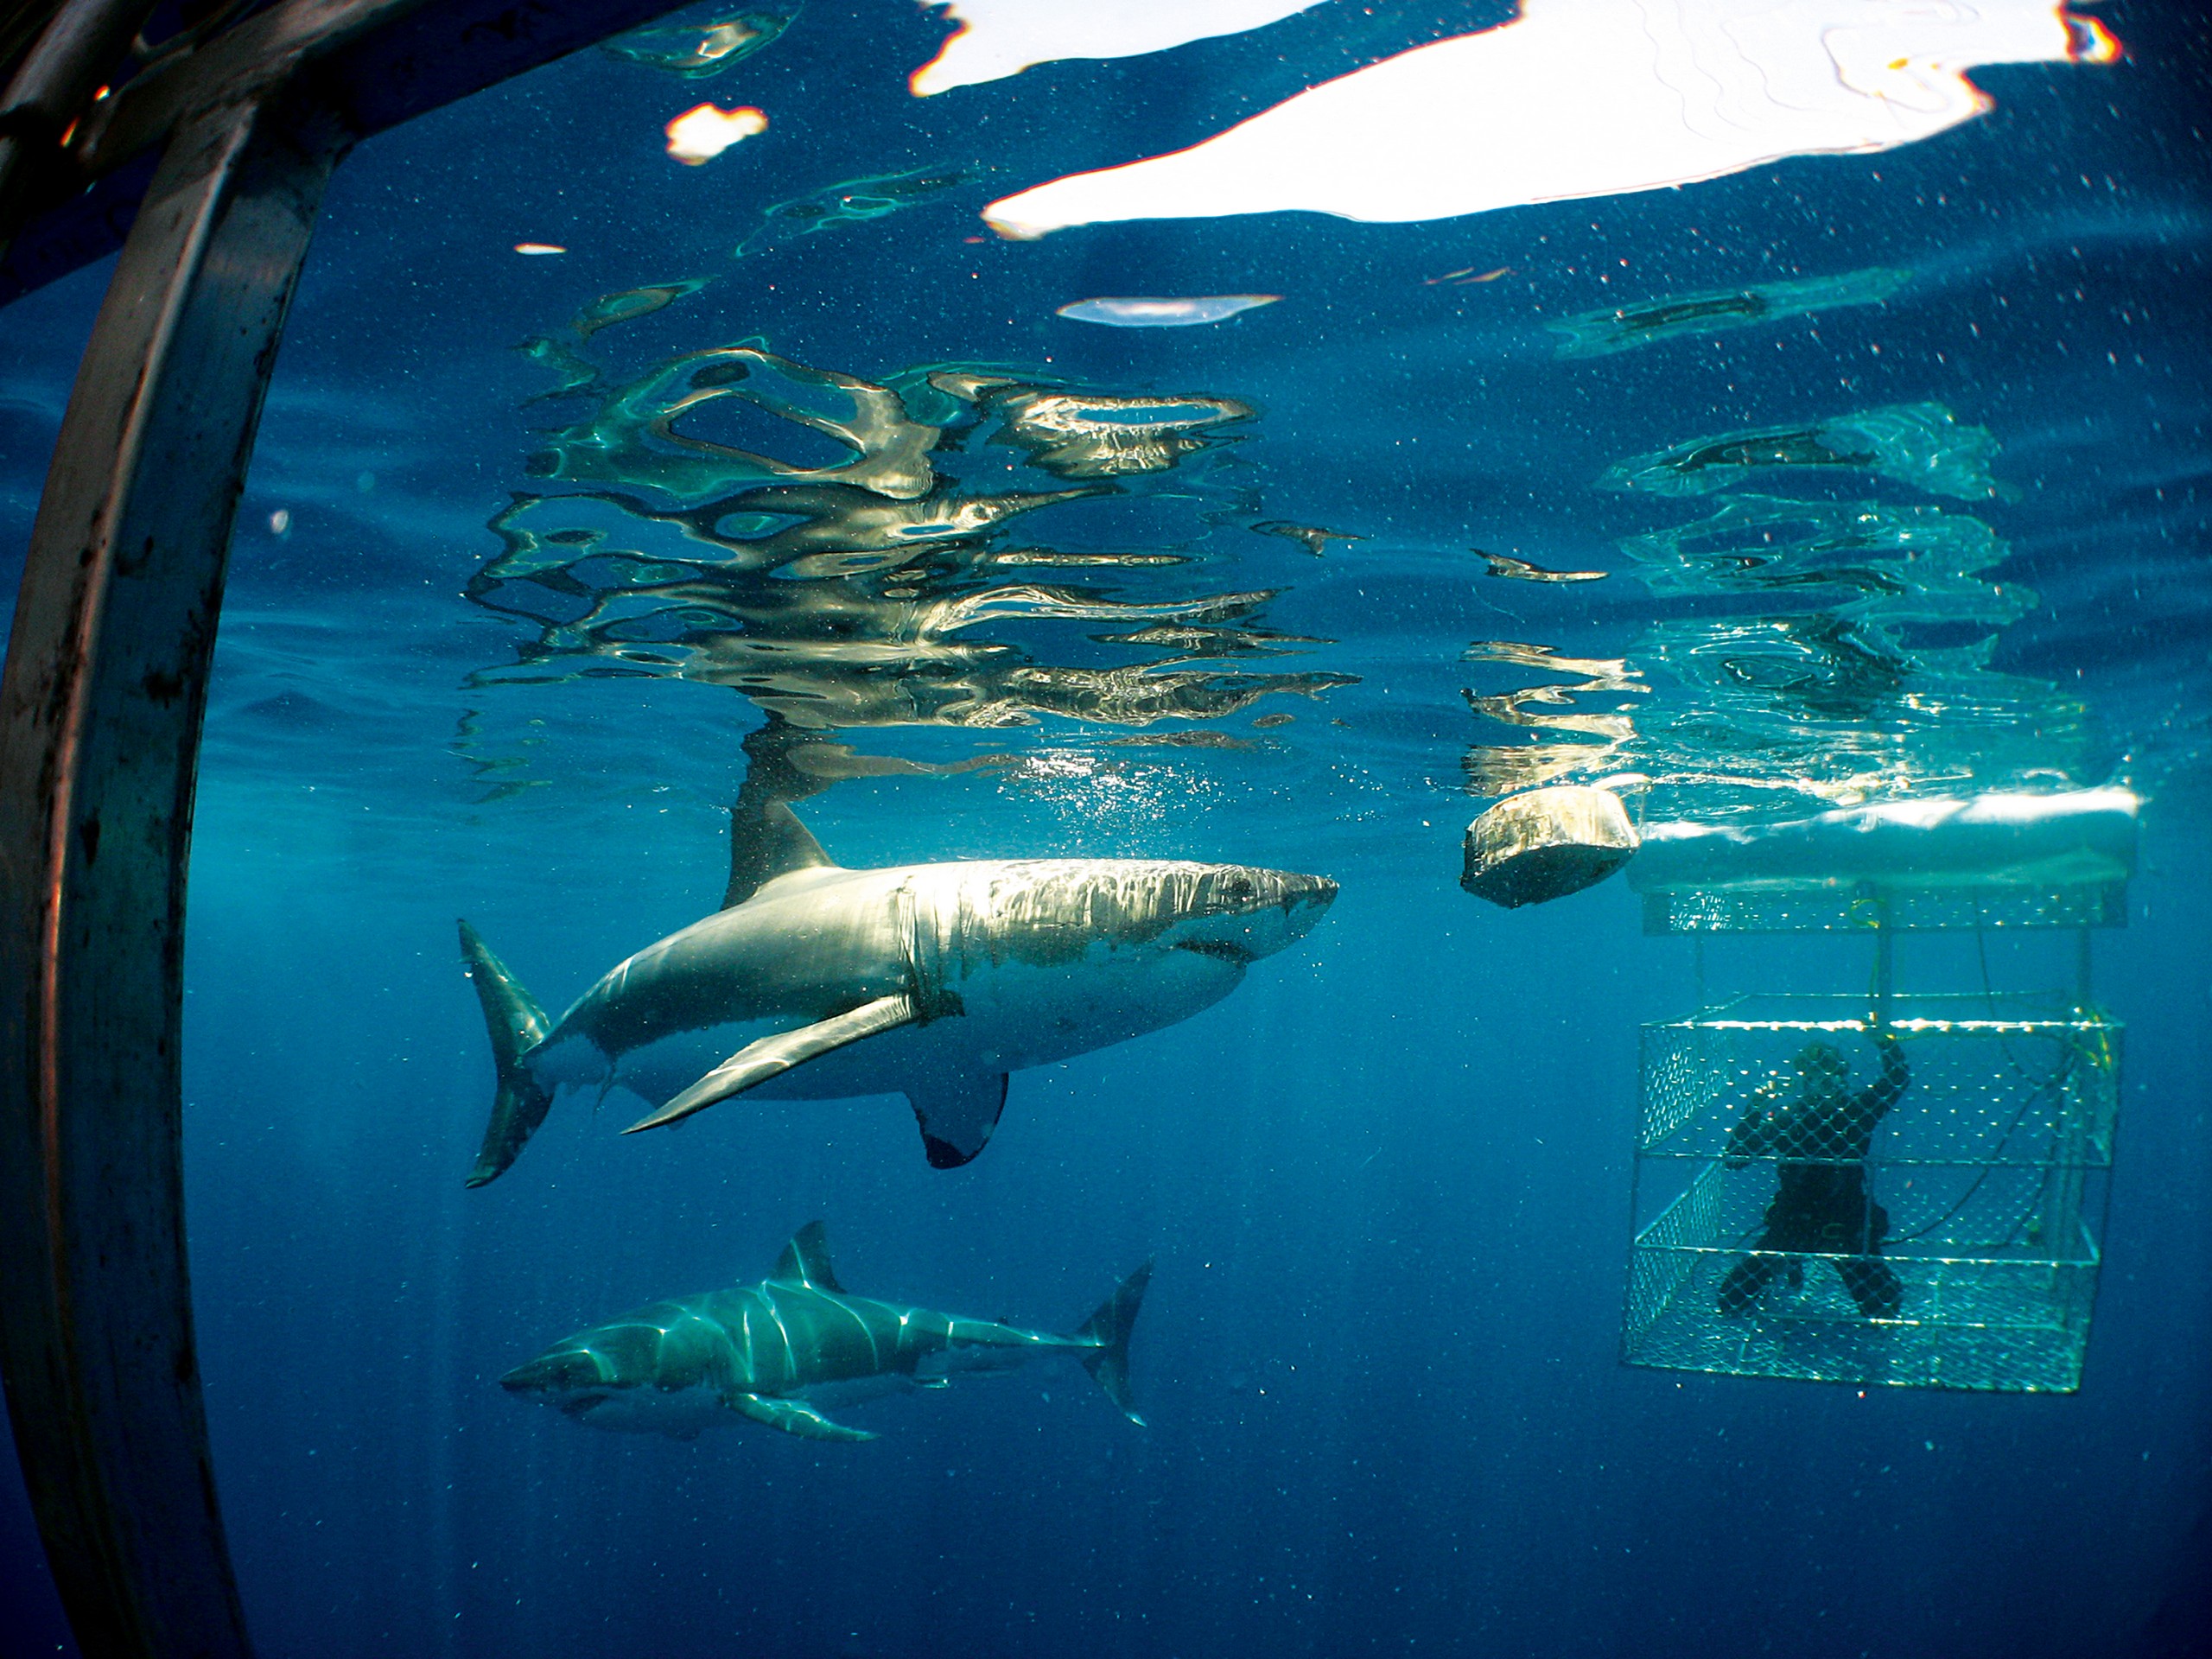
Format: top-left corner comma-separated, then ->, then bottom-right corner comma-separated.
1074,1260 -> 1154,1426
458,920 -> 555,1188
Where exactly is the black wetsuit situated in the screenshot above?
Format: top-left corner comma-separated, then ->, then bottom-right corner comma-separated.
1717,1038 -> 1909,1319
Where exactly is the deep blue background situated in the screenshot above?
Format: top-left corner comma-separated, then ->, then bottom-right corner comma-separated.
3,3 -> 2209,1656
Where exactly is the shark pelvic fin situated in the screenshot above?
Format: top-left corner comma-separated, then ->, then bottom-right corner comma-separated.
723,799 -> 836,909
1075,1260 -> 1154,1427
458,920 -> 556,1188
908,1072 -> 1011,1169
769,1221 -> 847,1294
622,994 -> 919,1135
723,1391 -> 876,1442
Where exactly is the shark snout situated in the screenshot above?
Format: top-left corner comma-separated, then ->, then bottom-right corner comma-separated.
1285,874 -> 1338,931
500,1349 -> 606,1399
1176,867 -> 1337,961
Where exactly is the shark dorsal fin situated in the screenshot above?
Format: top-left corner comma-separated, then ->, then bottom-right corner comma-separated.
724,799 -> 836,909
770,1221 -> 846,1293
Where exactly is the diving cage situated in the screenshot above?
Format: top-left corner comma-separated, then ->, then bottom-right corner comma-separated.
1618,791 -> 2133,1392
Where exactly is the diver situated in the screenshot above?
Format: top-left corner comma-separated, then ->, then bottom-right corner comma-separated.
1717,1027 -> 1910,1320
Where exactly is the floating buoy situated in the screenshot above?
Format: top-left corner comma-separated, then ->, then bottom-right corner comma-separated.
1461,785 -> 1638,908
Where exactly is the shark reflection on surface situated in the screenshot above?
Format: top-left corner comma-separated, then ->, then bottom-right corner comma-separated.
464,341 -> 1351,768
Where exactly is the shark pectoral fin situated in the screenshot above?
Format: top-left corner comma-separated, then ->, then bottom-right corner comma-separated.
723,1392 -> 876,1443
907,1072 -> 1011,1170
622,994 -> 918,1135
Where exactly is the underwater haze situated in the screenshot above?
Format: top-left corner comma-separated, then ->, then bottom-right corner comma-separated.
2,2 -> 2209,1656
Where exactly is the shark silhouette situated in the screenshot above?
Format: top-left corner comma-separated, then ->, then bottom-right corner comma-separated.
459,803 -> 1336,1184
499,1222 -> 1151,1441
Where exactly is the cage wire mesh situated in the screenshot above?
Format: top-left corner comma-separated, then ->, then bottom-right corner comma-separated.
1637,880 -> 2127,935
1622,995 -> 2118,1391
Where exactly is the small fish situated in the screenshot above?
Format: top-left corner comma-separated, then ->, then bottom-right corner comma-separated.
1100,730 -> 1258,750
1254,520 -> 1363,557
1057,295 -> 1280,328
739,164 -> 981,257
514,243 -> 567,255
569,278 -> 712,340
1424,264 -> 1513,286
1478,550 -> 1607,582
601,10 -> 796,79
513,335 -> 604,403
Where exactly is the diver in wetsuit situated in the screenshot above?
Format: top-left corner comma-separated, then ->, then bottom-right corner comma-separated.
1717,1032 -> 1910,1320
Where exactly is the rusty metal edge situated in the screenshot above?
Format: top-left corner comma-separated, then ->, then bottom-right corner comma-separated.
1,0 -> 715,308
0,73 -> 348,1659
0,0 -> 729,1648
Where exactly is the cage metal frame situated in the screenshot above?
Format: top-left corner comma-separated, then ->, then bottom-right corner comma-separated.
0,3 -> 715,1653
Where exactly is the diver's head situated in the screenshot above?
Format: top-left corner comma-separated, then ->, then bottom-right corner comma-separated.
1792,1040 -> 1848,1090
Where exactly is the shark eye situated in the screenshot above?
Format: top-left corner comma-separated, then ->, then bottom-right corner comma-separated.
1218,875 -> 1254,901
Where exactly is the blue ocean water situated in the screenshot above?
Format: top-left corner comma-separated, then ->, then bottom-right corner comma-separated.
3,3 -> 2209,1656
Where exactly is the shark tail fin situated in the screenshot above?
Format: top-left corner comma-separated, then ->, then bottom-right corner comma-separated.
1074,1260 -> 1154,1426
459,920 -> 555,1188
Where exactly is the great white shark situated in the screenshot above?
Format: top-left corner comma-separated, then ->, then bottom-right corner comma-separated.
459,802 -> 1336,1184
499,1222 -> 1151,1441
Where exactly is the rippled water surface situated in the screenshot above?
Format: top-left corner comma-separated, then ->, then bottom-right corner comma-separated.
2,4 -> 2208,1657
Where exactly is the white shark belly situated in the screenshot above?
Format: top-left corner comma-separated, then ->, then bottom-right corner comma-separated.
569,943 -> 1245,1113
575,1385 -> 729,1439
919,1346 -> 1034,1379
760,945 -> 1245,1100
599,1017 -> 798,1105
795,1375 -> 918,1410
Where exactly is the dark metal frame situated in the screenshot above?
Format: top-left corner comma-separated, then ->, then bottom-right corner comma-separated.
0,0 -> 703,1651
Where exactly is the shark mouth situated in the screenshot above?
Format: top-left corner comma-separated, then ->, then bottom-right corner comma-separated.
1175,938 -> 1257,965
